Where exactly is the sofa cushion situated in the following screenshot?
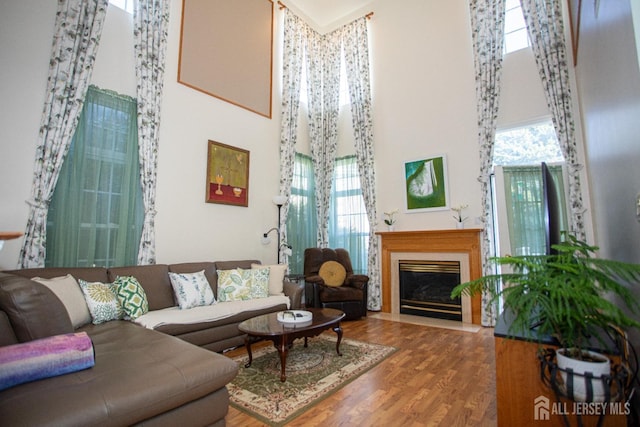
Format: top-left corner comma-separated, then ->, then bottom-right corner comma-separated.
151,302 -> 290,353
134,295 -> 291,330
319,285 -> 364,302
168,270 -> 216,309
5,267 -> 109,283
78,280 -> 124,325
215,260 -> 260,271
252,263 -> 287,295
0,273 -> 73,342
108,265 -> 174,311
113,276 -> 149,319
32,275 -> 91,328
0,311 -> 18,346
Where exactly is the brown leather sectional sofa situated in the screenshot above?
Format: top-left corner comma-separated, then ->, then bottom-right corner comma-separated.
0,260 -> 303,426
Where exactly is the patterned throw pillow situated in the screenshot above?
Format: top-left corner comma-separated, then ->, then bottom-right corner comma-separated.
251,263 -> 287,295
250,267 -> 270,299
217,269 -> 253,302
114,276 -> 149,320
168,270 -> 216,309
78,280 -> 124,325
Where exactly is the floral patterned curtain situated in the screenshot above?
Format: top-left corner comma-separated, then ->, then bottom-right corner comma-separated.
520,0 -> 586,240
305,27 -> 342,248
279,10 -> 378,296
19,0 -> 109,268
342,17 -> 381,311
278,9 -> 305,264
469,0 -> 506,326
133,0 -> 170,265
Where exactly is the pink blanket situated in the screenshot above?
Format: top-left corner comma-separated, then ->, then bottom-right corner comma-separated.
0,332 -> 94,390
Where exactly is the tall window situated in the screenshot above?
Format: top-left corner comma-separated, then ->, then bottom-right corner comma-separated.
504,0 -> 530,54
46,86 -> 143,267
286,153 -> 317,274
329,156 -> 369,274
494,121 -> 563,165
299,52 -> 350,107
286,154 -> 369,274
500,164 -> 568,255
109,0 -> 133,14
493,120 -> 567,256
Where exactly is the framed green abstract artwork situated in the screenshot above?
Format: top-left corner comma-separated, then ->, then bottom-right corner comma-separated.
404,154 -> 449,212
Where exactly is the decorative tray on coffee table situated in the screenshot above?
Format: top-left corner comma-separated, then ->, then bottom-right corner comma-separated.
277,310 -> 313,324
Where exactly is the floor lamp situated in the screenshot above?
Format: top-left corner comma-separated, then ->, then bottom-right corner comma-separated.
262,195 -> 288,264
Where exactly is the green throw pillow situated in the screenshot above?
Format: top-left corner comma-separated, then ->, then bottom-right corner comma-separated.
250,267 -> 270,299
217,268 -> 270,301
252,263 -> 286,295
217,269 -> 253,302
114,276 -> 149,320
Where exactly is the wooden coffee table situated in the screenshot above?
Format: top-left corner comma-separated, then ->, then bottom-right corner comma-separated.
238,307 -> 345,382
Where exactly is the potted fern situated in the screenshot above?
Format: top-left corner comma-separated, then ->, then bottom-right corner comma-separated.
451,234 -> 640,402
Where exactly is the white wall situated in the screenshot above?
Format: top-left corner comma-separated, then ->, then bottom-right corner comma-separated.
91,6 -> 136,95
0,1 -> 56,268
498,48 -> 550,128
153,0 -> 283,264
0,0 -> 562,269
370,0 -> 481,231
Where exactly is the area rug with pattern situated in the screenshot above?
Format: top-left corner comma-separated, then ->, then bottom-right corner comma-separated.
228,334 -> 397,425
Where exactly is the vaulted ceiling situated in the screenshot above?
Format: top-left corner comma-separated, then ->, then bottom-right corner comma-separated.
285,0 -> 374,28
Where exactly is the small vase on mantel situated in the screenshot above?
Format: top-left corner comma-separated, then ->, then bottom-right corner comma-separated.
456,222 -> 464,229
387,225 -> 395,231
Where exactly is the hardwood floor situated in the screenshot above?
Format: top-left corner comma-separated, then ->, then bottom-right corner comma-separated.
224,316 -> 497,426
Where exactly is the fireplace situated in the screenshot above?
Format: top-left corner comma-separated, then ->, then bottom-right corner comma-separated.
377,229 -> 482,324
399,260 -> 462,321
390,251 -> 472,322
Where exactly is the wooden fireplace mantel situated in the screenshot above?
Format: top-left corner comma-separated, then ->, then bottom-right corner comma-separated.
376,228 -> 483,325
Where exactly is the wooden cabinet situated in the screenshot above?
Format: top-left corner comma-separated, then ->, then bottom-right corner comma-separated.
495,337 -> 627,426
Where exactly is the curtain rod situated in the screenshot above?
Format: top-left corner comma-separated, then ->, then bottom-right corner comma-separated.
277,1 -> 373,20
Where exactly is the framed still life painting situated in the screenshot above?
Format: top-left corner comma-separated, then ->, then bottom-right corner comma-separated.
205,140 -> 250,207
403,154 -> 449,212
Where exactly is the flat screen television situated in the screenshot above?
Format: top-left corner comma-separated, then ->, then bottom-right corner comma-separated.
541,162 -> 561,255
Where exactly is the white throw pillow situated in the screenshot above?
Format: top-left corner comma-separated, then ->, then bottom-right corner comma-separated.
33,275 -> 91,328
168,270 -> 216,309
252,263 -> 287,295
